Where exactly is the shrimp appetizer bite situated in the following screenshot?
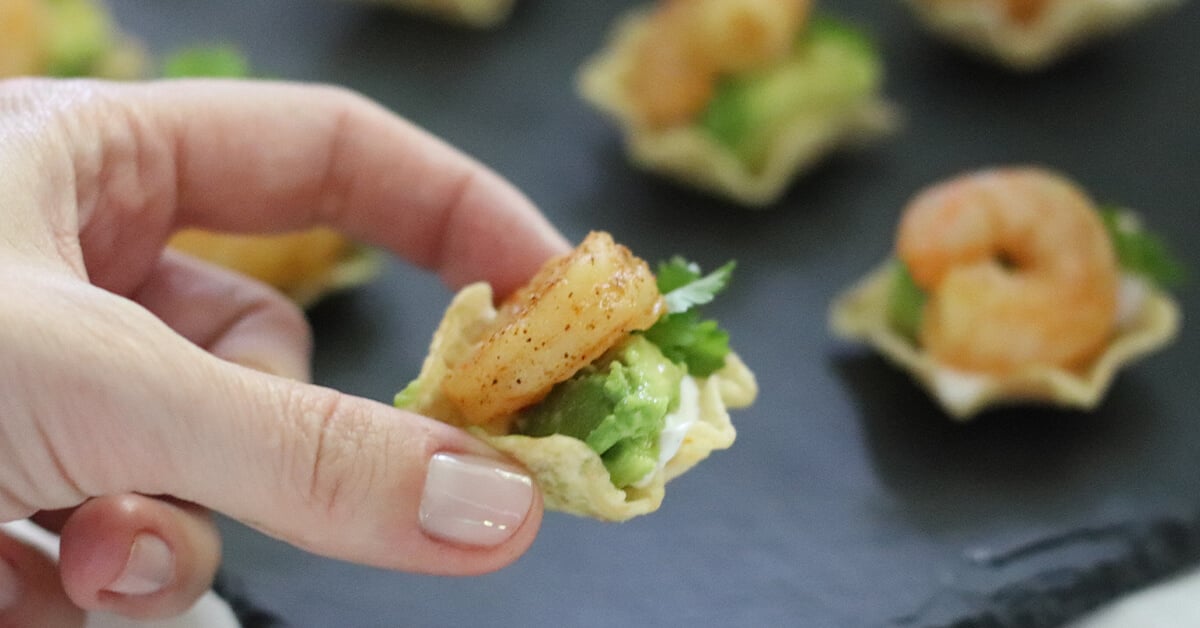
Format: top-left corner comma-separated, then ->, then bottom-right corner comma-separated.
396,232 -> 757,520
0,0 -> 144,78
578,0 -> 896,207
904,0 -> 1183,70
830,167 -> 1182,419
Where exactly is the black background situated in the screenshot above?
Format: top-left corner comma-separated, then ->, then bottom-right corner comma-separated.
106,1 -> 1200,626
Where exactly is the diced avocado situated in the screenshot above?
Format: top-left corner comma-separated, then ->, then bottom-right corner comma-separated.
44,0 -> 114,77
516,335 -> 683,488
162,45 -> 250,78
888,262 -> 926,342
699,15 -> 882,169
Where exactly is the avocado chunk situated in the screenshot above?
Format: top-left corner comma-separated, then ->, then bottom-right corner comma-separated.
516,335 -> 683,488
44,0 -> 114,77
699,16 -> 882,169
888,262 -> 926,342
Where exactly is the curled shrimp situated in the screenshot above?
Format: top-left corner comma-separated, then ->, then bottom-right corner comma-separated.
0,0 -> 50,77
896,167 -> 1118,374
626,0 -> 812,128
443,232 -> 666,428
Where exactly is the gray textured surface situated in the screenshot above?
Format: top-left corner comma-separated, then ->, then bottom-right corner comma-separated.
105,1 -> 1200,626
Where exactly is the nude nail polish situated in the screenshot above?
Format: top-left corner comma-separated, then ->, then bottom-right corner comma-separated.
419,452 -> 534,547
105,534 -> 173,596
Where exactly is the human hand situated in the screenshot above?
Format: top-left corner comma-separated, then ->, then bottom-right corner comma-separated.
0,78 -> 569,625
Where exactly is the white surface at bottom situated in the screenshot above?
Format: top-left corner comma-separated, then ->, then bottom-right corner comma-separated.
1068,568 -> 1200,627
1,519 -> 239,628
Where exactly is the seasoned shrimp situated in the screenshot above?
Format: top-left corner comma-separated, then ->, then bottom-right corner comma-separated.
0,0 -> 50,77
896,168 -> 1118,374
443,232 -> 666,428
626,0 -> 812,128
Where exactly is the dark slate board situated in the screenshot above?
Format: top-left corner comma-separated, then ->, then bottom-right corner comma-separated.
105,1 -> 1200,626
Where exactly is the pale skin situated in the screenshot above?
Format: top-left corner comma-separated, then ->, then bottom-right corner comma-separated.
0,78 -> 570,625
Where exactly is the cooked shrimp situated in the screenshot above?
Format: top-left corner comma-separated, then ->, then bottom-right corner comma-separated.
0,0 -> 51,77
896,167 -> 1118,374
626,0 -> 812,128
443,231 -> 665,429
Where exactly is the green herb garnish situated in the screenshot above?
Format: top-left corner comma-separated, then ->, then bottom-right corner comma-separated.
643,258 -> 735,376
1101,207 -> 1185,289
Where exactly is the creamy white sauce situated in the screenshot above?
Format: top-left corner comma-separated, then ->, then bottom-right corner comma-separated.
633,376 -> 700,488
930,368 -> 991,412
1116,273 -> 1150,329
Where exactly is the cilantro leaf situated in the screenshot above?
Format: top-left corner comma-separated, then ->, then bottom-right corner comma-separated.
1100,208 -> 1185,289
657,258 -> 736,314
643,258 -> 736,376
643,311 -> 731,376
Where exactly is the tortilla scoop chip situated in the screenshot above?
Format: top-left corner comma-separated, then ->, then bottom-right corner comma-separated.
903,0 -> 1182,70
168,228 -> 380,308
577,9 -> 897,208
829,262 -> 1181,419
396,282 -> 757,521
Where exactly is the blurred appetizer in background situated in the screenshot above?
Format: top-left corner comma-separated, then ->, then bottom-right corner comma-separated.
0,0 -> 144,78
579,0 -> 896,207
0,4 -> 379,307
159,46 -> 381,308
830,167 -> 1182,419
396,232 -> 757,521
168,229 -> 380,309
903,0 -> 1184,70
349,0 -> 516,28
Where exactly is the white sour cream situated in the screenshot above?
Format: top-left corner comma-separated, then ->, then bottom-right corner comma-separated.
633,376 -> 701,488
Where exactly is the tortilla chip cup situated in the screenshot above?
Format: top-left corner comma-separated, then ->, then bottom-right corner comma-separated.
830,262 -> 1180,419
396,282 -> 757,521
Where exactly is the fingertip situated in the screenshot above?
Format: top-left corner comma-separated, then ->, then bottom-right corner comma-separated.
58,495 -> 220,620
0,529 -> 85,628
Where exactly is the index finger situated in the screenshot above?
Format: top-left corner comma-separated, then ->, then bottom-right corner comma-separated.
55,79 -> 569,296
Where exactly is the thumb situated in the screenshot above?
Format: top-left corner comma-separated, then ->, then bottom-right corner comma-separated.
11,271 -> 541,576
173,365 -> 544,574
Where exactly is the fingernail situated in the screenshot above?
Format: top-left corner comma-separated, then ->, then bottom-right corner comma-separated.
0,558 -> 19,610
419,452 -> 534,547
105,534 -> 173,596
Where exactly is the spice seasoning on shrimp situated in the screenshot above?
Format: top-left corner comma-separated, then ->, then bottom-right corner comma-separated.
395,232 -> 757,521
578,0 -> 896,207
830,167 -> 1182,419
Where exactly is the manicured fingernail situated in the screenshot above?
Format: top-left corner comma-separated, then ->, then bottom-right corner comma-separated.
419,452 -> 534,547
105,534 -> 173,596
0,558 -> 19,610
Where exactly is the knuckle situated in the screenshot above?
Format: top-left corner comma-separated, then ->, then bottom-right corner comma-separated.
286,387 -> 381,523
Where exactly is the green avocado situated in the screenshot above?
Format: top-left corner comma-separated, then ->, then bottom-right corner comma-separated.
888,262 -> 926,342
516,335 -> 683,488
44,0 -> 114,77
699,16 -> 882,169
